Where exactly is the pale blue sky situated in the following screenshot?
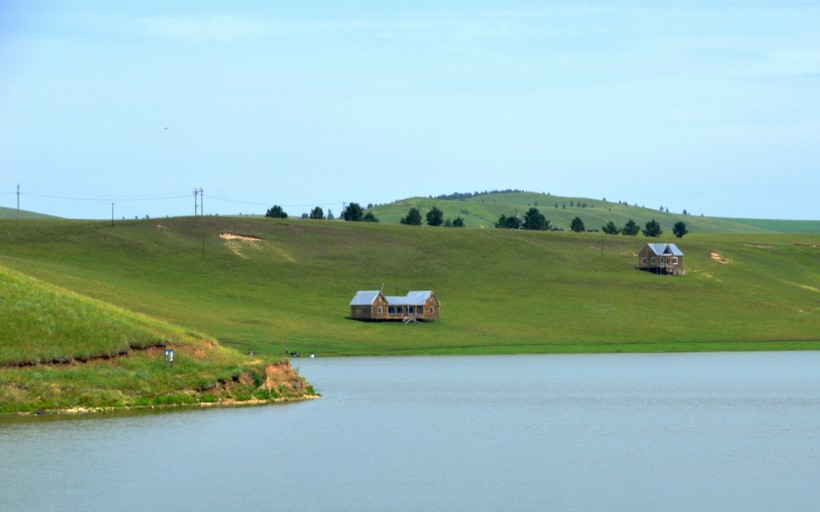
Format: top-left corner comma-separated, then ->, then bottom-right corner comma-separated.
1,1 -> 818,220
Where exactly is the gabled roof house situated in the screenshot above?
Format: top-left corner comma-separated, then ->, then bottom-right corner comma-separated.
638,243 -> 684,275
350,290 -> 440,322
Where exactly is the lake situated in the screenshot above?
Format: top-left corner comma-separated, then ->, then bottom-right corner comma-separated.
2,352 -> 820,511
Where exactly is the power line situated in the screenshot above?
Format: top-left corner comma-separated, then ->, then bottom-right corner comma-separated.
23,191 -> 190,202
206,194 -> 343,208
7,186 -> 349,217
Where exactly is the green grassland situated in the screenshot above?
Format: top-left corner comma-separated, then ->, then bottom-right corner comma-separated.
0,206 -> 57,220
1,213 -> 817,361
0,265 -> 313,414
366,192 -> 820,233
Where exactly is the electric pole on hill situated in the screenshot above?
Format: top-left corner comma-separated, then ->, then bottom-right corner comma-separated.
193,188 -> 204,216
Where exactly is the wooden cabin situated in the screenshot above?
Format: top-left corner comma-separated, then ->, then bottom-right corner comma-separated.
638,243 -> 684,275
350,290 -> 440,322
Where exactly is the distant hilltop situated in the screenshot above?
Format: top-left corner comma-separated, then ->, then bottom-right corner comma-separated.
361,191 -> 820,234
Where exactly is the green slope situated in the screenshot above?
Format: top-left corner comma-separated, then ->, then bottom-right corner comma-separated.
368,192 -> 820,233
0,206 -> 58,220
1,217 -> 817,358
0,265 -> 312,414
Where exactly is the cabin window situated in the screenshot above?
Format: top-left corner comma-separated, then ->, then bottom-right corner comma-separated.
642,256 -> 647,265
651,256 -> 656,265
388,306 -> 395,314
377,306 -> 383,314
429,307 -> 434,314
409,306 -> 415,314
672,257 -> 678,265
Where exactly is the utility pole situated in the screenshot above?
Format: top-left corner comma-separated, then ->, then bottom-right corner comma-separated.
193,187 -> 204,216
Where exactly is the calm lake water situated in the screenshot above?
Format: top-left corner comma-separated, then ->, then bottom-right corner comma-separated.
2,352 -> 820,512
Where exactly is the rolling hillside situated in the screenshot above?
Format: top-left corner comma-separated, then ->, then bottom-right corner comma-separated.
0,206 -> 57,220
0,264 -> 313,414
1,216 -> 817,359
366,192 -> 820,233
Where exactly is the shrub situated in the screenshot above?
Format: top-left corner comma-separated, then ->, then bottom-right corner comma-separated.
265,205 -> 287,219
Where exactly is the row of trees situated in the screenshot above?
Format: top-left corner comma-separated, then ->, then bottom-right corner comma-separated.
496,209 -> 593,232
265,203 -> 378,222
494,207 -> 688,238
266,203 -> 687,238
401,206 -> 464,227
602,219 -> 688,238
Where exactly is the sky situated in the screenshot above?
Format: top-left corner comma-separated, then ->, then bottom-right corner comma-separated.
1,1 -> 818,220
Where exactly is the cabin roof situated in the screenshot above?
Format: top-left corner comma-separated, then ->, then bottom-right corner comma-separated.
349,290 -> 382,306
351,290 -> 436,307
645,243 -> 684,256
385,291 -> 435,306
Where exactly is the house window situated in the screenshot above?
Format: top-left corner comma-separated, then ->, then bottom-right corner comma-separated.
409,306 -> 415,314
651,256 -> 656,265
377,306 -> 383,314
642,256 -> 647,265
388,306 -> 395,314
429,307 -> 434,314
672,257 -> 678,265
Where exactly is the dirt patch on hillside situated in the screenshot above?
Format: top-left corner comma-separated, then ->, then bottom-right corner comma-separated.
1,343 -> 167,369
709,252 -> 728,264
216,361 -> 314,398
219,232 -> 264,241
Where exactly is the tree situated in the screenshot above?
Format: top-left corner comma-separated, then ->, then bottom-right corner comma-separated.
265,205 -> 287,218
341,203 -> 363,221
363,211 -> 379,223
426,206 -> 444,226
601,220 -> 620,235
673,221 -> 688,238
643,219 -> 663,237
400,207 -> 422,225
570,216 -> 585,232
495,214 -> 521,229
522,207 -> 549,230
622,219 -> 640,236
452,217 -> 465,227
309,206 -> 324,219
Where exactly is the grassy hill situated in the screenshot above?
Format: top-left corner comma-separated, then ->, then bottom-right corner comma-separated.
0,265 -> 313,414
1,216 -> 817,361
367,192 -> 820,233
0,206 -> 58,220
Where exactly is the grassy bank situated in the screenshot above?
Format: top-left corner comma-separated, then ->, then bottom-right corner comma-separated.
0,266 -> 314,414
1,216 -> 817,358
